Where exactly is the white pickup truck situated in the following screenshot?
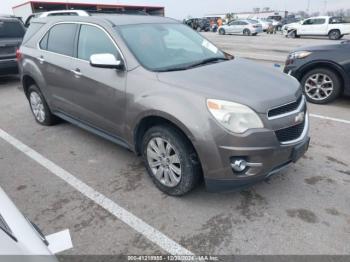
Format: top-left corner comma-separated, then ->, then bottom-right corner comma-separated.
283,16 -> 350,40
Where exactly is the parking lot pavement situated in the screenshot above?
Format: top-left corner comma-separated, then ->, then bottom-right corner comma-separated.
1,60 -> 350,256
202,32 -> 350,63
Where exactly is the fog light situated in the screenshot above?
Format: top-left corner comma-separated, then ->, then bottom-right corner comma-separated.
231,159 -> 247,172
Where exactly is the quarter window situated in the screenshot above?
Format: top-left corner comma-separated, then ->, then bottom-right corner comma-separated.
46,23 -> 77,56
77,25 -> 119,61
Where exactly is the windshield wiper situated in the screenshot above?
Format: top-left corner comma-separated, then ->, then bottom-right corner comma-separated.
186,57 -> 229,69
157,57 -> 229,72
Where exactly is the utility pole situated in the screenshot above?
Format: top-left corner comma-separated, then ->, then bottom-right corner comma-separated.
324,0 -> 328,15
307,0 -> 311,13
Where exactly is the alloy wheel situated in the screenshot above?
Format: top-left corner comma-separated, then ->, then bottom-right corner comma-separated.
304,73 -> 334,101
30,92 -> 46,122
146,137 -> 182,188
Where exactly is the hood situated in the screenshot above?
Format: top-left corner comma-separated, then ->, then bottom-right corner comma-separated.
157,58 -> 301,113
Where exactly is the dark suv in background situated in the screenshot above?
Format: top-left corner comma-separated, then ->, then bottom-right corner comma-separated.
0,16 -> 25,77
284,40 -> 350,104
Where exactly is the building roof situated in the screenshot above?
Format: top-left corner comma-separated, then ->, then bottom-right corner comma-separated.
13,1 -> 164,10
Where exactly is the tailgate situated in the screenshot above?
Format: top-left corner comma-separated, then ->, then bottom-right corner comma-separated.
0,39 -> 21,60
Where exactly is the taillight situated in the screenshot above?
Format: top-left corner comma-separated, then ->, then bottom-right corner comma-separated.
16,49 -> 22,61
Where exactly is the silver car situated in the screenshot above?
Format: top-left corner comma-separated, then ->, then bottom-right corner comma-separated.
18,15 -> 309,196
218,19 -> 263,36
0,187 -> 57,259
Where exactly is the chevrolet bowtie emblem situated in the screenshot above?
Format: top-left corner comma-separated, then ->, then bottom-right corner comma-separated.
295,112 -> 305,124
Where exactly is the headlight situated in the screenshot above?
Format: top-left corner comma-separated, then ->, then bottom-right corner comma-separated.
289,51 -> 312,59
207,99 -> 264,133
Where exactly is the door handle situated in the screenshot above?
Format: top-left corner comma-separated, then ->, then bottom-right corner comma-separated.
37,56 -> 45,64
70,68 -> 83,78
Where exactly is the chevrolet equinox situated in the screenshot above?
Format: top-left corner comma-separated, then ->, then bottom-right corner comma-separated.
18,15 -> 310,196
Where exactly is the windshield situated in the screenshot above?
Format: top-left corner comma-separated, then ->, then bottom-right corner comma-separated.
0,21 -> 25,38
117,23 -> 228,71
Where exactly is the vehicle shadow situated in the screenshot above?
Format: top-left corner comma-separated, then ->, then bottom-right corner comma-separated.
0,76 -> 20,86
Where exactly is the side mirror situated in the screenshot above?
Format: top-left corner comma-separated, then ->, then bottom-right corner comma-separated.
90,53 -> 124,70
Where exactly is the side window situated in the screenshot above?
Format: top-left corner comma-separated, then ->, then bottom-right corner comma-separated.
47,23 -> 77,56
314,19 -> 326,25
39,31 -> 49,50
229,21 -> 238,26
78,25 -> 119,61
241,21 -> 248,25
303,19 -> 314,25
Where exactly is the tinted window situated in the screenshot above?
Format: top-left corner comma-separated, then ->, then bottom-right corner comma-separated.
314,19 -> 326,25
229,21 -> 239,26
0,20 -> 25,38
47,24 -> 77,56
78,25 -> 119,61
40,32 -> 49,50
22,22 -> 44,43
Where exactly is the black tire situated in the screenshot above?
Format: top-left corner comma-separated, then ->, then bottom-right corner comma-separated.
28,85 -> 59,125
328,30 -> 341,40
289,30 -> 297,38
243,29 -> 251,36
219,28 -> 225,35
142,125 -> 201,196
301,68 -> 342,104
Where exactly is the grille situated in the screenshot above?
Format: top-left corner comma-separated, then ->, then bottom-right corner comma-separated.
275,120 -> 305,143
268,96 -> 303,118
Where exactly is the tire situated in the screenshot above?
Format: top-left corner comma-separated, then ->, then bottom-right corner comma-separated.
301,68 -> 342,104
328,30 -> 341,40
289,30 -> 297,38
28,85 -> 58,125
243,29 -> 251,36
219,28 -> 225,35
142,125 -> 201,196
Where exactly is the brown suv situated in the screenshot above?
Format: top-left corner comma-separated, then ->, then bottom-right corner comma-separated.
18,15 -> 309,195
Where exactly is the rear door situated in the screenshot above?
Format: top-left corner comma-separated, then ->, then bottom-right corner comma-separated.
38,23 -> 79,115
0,19 -> 25,64
68,24 -> 127,135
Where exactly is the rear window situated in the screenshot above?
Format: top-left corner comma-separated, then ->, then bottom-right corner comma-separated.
22,22 -> 44,43
0,20 -> 25,38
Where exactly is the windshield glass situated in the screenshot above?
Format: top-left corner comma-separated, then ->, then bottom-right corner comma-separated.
0,21 -> 25,38
117,23 -> 228,71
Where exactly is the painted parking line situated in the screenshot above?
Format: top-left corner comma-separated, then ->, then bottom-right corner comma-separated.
310,114 -> 350,125
0,128 -> 193,256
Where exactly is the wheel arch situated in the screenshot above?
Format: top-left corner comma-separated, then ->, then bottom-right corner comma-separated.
132,112 -> 197,156
297,61 -> 348,92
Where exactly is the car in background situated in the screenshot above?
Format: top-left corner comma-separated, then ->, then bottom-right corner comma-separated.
284,40 -> 350,104
255,18 -> 272,31
24,10 -> 90,27
218,19 -> 263,36
283,16 -> 350,40
0,187 -> 57,258
184,18 -> 210,32
0,15 -> 25,77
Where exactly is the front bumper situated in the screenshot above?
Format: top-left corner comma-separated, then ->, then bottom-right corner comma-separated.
205,136 -> 310,192
200,100 -> 309,192
0,58 -> 18,76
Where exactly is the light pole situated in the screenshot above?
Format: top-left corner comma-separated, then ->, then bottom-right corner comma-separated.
307,0 -> 311,13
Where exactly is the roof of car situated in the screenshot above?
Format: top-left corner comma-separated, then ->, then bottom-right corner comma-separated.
33,14 -> 178,26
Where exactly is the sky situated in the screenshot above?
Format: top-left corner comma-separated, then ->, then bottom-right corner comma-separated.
2,0 -> 350,19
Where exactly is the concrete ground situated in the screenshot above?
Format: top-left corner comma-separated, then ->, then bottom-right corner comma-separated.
0,32 -> 350,257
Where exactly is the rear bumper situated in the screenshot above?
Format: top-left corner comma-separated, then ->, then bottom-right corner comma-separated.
0,59 -> 18,76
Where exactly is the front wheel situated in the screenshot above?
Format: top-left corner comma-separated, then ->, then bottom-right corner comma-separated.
219,28 -> 225,35
301,68 -> 342,104
142,125 -> 201,196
